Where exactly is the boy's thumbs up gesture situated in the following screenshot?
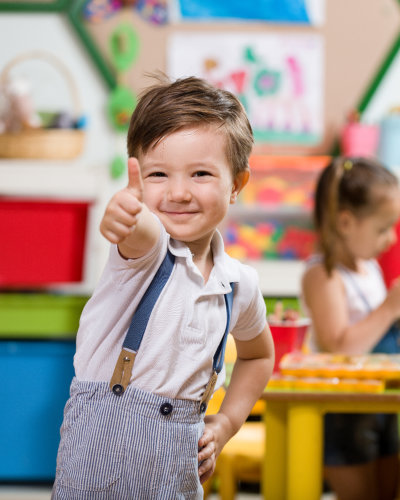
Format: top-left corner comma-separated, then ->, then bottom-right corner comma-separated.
100,158 -> 145,245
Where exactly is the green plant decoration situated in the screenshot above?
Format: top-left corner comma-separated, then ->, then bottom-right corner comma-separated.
109,23 -> 140,72
107,85 -> 137,132
110,154 -> 126,179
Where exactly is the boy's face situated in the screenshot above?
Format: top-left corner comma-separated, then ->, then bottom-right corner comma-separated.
138,124 -> 248,248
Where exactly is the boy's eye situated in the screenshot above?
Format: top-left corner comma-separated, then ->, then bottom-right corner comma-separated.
194,170 -> 211,177
149,171 -> 166,177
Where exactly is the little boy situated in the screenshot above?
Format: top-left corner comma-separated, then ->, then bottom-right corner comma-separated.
52,75 -> 274,499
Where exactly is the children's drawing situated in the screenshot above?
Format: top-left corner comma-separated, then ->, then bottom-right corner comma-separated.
168,32 -> 324,145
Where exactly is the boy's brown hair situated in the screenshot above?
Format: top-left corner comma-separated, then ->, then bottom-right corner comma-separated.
127,75 -> 254,178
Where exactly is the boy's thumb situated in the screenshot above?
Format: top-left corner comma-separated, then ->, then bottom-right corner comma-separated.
127,157 -> 143,198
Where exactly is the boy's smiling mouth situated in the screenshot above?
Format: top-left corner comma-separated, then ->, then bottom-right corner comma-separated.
162,210 -> 199,220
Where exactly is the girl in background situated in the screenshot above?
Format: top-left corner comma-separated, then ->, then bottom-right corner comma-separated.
302,157 -> 400,500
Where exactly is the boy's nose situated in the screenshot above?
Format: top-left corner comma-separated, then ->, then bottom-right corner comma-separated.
168,181 -> 192,201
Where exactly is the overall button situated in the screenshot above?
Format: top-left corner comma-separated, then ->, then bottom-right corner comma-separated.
200,402 -> 207,413
112,384 -> 124,396
160,402 -> 173,415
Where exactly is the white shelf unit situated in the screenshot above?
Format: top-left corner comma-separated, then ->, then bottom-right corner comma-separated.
246,258 -> 305,297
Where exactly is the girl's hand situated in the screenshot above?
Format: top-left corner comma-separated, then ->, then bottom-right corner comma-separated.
385,278 -> 400,319
198,413 -> 232,483
100,158 -> 144,244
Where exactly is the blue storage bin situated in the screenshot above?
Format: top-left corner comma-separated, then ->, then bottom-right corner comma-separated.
0,340 -> 75,481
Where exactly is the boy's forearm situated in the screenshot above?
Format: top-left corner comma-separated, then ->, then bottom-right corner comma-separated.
219,355 -> 273,438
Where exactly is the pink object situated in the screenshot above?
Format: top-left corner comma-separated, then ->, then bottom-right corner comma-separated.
286,56 -> 303,96
378,221 -> 400,288
230,71 -> 247,94
269,320 -> 310,372
341,122 -> 379,157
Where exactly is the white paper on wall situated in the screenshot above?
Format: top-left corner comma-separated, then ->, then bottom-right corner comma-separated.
168,32 -> 324,145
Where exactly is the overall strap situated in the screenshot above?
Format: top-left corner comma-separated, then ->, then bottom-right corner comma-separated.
110,250 -> 175,395
200,284 -> 235,412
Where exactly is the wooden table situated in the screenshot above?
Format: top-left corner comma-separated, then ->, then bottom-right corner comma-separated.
261,389 -> 400,500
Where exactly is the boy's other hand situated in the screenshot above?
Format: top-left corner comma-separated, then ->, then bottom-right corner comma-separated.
100,157 -> 144,244
198,412 -> 233,484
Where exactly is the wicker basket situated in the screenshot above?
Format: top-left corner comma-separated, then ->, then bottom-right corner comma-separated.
0,51 -> 85,160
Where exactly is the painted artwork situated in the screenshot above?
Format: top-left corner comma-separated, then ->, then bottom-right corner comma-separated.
168,32 -> 324,145
83,0 -> 168,25
172,0 -> 325,25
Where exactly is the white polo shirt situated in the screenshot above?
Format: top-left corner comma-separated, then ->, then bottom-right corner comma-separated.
74,218 -> 267,400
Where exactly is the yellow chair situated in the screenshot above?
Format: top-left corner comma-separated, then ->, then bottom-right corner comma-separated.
203,335 -> 266,499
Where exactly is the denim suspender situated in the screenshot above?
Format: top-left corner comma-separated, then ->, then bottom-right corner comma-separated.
199,285 -> 234,412
110,250 -> 175,395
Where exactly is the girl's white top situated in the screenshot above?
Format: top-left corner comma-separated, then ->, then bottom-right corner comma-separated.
302,255 -> 387,353
74,217 -> 267,400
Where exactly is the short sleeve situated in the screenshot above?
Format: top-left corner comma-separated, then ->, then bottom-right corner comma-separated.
230,264 -> 267,341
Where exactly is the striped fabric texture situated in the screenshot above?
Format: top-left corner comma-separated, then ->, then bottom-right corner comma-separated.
52,378 -> 204,499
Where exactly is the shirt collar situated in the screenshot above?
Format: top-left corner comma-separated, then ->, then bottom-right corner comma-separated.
167,229 -> 239,294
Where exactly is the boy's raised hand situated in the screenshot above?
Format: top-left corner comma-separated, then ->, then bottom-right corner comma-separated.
100,158 -> 144,244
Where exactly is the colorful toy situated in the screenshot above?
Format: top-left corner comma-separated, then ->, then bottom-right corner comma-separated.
238,162 -> 325,210
224,220 -> 316,260
0,75 -> 41,133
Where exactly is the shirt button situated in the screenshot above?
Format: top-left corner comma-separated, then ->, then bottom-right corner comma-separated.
160,402 -> 173,416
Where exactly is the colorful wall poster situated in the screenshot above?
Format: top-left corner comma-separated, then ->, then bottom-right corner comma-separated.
168,32 -> 324,145
171,0 -> 325,25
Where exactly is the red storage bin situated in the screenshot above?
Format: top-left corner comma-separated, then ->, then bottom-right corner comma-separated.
0,198 -> 90,287
270,320 -> 310,372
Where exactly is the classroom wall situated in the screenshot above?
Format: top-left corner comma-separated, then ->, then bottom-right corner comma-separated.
86,0 -> 400,155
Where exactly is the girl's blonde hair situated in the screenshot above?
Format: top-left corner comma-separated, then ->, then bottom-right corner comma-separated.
127,74 -> 254,179
314,156 -> 398,274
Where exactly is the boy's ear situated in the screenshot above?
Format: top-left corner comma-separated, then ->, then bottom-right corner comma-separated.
230,169 -> 250,204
